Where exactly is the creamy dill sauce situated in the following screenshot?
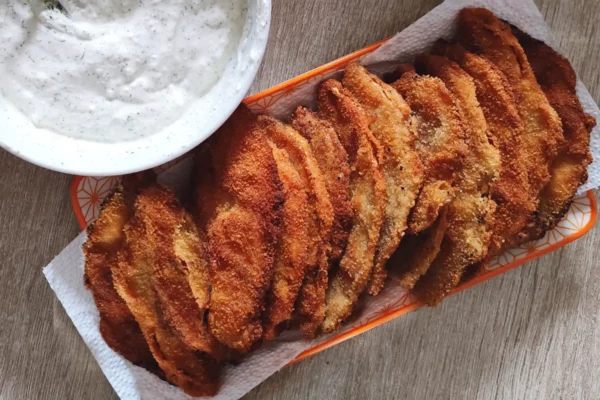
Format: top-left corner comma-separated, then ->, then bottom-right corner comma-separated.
0,0 -> 246,142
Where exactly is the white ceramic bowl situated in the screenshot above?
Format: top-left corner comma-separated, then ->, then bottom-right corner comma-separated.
0,0 -> 271,176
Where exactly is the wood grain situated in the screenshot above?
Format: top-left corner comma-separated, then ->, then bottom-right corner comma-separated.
0,0 -> 598,399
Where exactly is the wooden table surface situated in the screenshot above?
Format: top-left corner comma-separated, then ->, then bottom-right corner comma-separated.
1,0 -> 599,399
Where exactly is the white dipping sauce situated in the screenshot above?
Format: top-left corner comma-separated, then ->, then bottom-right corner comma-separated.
0,0 -> 246,142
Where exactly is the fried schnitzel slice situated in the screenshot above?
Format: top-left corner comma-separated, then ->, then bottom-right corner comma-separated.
414,54 -> 500,191
317,79 -> 387,333
291,107 -> 352,338
457,8 -> 564,207
262,121 -> 310,340
83,188 -> 160,375
294,260 -> 328,339
390,68 -> 467,286
342,62 -> 424,295
291,107 -> 352,264
112,185 -> 220,396
389,206 -> 449,289
194,105 -> 283,352
411,54 -> 500,304
391,68 -> 467,234
132,185 -> 226,361
433,41 -> 537,267
514,28 -> 595,237
258,115 -> 334,340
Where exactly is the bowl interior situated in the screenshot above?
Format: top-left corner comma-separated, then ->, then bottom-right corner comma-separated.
0,0 -> 271,176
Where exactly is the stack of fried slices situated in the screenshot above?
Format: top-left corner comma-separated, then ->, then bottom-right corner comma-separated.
83,8 -> 594,396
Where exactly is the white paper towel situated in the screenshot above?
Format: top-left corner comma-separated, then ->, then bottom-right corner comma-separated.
43,0 -> 600,399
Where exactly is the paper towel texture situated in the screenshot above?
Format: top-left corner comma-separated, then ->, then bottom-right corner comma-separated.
44,0 -> 599,398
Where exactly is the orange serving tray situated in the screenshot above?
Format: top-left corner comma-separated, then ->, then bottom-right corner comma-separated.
71,39 -> 598,365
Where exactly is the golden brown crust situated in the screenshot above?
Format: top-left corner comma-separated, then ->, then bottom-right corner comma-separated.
194,105 -> 283,352
434,41 -> 537,268
263,132 -> 310,340
133,185 -> 226,361
514,27 -> 595,237
317,79 -> 387,333
291,107 -> 351,338
83,189 -> 160,375
457,8 -> 564,206
414,54 -> 500,193
258,116 -> 334,340
390,69 -> 468,286
292,107 -> 353,264
415,195 -> 497,305
112,185 -> 220,396
412,54 -> 499,305
391,68 -> 468,234
294,264 -> 328,338
390,206 -> 449,289
405,180 -> 453,234
342,62 -> 424,295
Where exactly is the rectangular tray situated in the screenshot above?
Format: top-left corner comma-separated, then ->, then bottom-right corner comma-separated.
70,39 -> 598,365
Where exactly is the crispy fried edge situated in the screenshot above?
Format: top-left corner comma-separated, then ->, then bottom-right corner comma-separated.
83,189 -> 161,375
261,115 -> 334,339
412,54 -> 500,304
414,54 -> 500,192
193,104 -> 283,352
292,107 -> 353,264
134,185 -> 226,361
514,27 -> 595,237
259,116 -> 330,340
457,7 -> 564,200
390,206 -> 449,289
433,41 -> 538,271
264,127 -> 310,340
390,69 -> 468,285
112,185 -> 220,396
317,79 -> 387,333
342,62 -> 424,295
291,107 -> 352,338
391,69 -> 468,234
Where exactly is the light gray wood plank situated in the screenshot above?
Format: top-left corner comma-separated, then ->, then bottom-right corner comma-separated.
0,0 -> 598,399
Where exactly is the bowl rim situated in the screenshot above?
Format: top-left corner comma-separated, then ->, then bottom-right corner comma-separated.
0,0 -> 271,176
